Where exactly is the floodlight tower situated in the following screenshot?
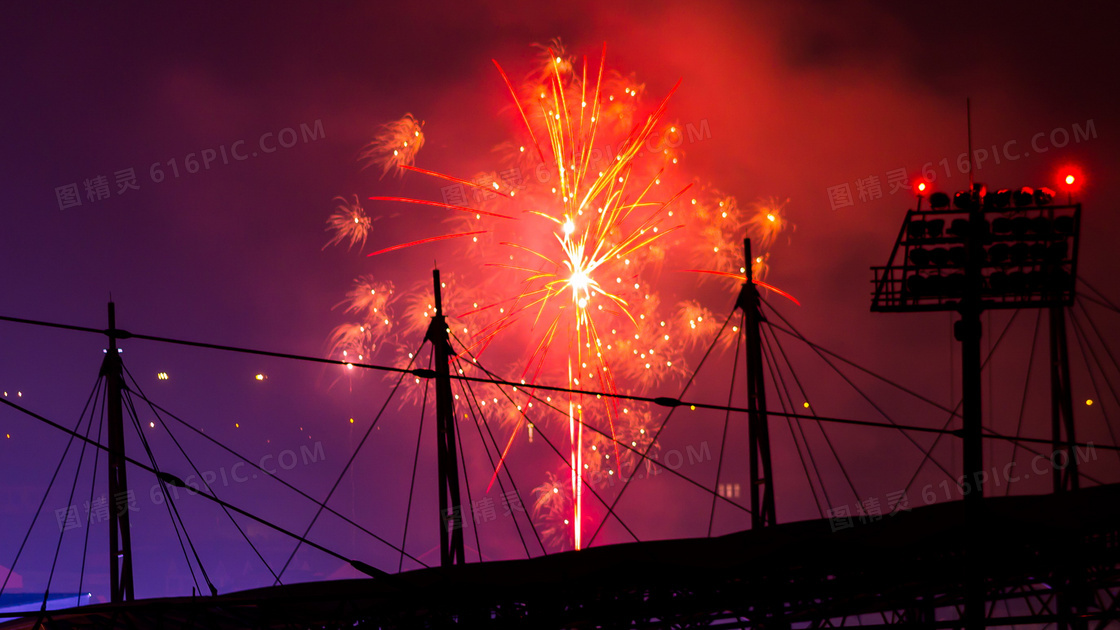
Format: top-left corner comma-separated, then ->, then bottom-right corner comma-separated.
871,183 -> 1081,490
872,179 -> 1081,629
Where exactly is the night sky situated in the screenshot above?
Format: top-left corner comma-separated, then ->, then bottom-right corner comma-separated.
2,1 -> 1118,603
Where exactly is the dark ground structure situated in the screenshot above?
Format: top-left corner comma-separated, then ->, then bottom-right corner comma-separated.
1,482 -> 1117,628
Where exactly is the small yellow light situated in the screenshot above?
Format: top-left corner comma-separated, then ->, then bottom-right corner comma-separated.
1086,399 -> 1094,406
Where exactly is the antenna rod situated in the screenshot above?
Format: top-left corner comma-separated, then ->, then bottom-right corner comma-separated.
966,98 -> 974,191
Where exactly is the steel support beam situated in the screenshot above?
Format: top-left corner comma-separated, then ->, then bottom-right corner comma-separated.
427,270 -> 466,567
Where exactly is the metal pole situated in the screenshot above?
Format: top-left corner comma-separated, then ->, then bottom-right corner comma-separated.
1050,304 -> 1085,630
427,270 -> 465,567
957,194 -> 985,630
1049,306 -> 1078,493
103,302 -> 135,603
740,239 -> 775,529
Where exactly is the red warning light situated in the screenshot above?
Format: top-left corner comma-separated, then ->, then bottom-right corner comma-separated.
1059,166 -> 1083,191
917,182 -> 927,193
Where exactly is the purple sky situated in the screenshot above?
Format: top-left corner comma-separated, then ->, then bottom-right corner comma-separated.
2,1 -> 1118,603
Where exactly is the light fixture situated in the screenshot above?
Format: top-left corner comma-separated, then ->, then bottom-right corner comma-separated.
1059,167 -> 1082,192
985,188 -> 1012,208
929,192 -> 951,209
1033,187 -> 1055,206
925,218 -> 945,237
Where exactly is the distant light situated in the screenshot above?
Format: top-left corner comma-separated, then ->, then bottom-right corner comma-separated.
157,372 -> 168,380
1086,399 -> 1094,406
350,418 -> 355,424
255,373 -> 266,381
1065,174 -> 1075,186
917,182 -> 927,193
803,402 -> 810,408
149,421 -> 155,428
235,423 -> 240,428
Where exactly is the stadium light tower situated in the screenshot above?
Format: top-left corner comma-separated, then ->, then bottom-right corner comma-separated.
872,177 -> 1081,629
872,182 -> 1081,492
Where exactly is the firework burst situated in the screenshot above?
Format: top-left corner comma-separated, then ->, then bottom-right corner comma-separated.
325,195 -> 374,250
745,196 -> 794,249
325,41 -> 795,552
360,113 -> 425,178
532,471 -> 574,551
